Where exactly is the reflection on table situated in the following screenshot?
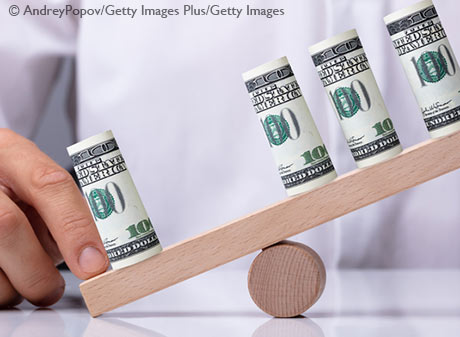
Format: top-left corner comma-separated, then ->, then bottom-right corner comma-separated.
1,269 -> 460,337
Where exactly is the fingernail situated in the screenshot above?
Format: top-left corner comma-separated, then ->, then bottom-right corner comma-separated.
79,247 -> 108,274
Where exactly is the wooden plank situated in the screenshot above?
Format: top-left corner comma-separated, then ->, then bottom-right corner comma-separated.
80,131 -> 460,317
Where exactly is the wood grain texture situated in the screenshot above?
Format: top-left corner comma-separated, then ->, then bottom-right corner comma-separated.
248,241 -> 326,317
80,131 -> 460,317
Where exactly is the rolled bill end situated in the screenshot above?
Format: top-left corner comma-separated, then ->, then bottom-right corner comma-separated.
242,56 -> 289,83
383,0 -> 433,25
242,57 -> 337,196
67,130 -> 162,270
66,130 -> 115,161
308,28 -> 359,56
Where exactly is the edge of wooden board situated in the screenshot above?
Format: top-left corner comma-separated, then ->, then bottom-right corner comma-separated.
80,131 -> 460,316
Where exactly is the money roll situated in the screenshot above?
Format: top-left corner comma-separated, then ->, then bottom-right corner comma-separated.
384,0 -> 460,138
242,56 -> 337,196
309,29 -> 403,168
67,130 -> 162,270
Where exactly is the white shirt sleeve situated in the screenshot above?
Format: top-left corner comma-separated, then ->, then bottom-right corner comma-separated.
0,0 -> 78,137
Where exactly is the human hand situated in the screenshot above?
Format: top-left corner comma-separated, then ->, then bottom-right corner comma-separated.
0,129 -> 109,307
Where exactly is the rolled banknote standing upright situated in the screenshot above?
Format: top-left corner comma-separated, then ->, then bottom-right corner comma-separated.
67,130 -> 162,270
242,56 -> 337,196
384,0 -> 460,138
309,29 -> 403,168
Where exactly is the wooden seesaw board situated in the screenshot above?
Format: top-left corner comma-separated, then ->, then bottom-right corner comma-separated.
80,130 -> 460,317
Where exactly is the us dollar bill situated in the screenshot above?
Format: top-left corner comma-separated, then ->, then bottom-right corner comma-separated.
67,130 -> 162,270
385,0 -> 460,137
243,56 -> 337,196
309,29 -> 403,168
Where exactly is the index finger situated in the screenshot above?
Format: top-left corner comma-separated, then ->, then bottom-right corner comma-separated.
0,130 -> 109,279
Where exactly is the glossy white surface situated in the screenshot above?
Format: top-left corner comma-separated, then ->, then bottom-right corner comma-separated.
2,269 -> 460,337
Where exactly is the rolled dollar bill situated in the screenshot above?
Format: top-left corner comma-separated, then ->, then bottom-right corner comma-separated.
242,56 -> 337,196
309,29 -> 403,168
67,130 -> 162,270
384,0 -> 460,138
